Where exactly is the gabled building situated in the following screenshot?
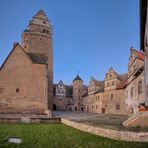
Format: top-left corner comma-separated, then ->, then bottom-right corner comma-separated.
53,75 -> 87,111
83,68 -> 127,115
53,81 -> 73,111
125,47 -> 144,115
0,10 -> 53,116
0,43 -> 50,115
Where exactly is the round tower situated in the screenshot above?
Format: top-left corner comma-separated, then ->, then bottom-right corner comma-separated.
72,75 -> 84,111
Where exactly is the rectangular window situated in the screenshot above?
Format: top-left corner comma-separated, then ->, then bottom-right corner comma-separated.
126,91 -> 128,99
111,93 -> 113,100
16,88 -> 19,93
0,88 -> 4,93
131,87 -> 133,98
43,29 -> 46,33
47,30 -> 49,34
96,105 -> 98,109
112,81 -> 114,86
116,104 -> 120,110
107,82 -> 109,87
138,80 -> 142,94
98,96 -> 99,100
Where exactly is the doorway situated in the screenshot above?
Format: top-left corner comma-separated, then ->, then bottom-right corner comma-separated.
53,104 -> 56,111
102,108 -> 105,114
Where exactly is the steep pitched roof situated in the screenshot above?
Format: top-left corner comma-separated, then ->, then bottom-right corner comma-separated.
0,43 -> 48,71
117,73 -> 128,81
73,75 -> 83,82
90,77 -> 103,86
116,78 -> 128,90
0,43 -> 27,70
116,73 -> 128,89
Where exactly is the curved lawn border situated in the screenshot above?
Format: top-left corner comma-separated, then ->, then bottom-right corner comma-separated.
61,118 -> 148,142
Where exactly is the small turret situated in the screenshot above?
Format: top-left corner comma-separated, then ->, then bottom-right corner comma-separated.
21,29 -> 29,51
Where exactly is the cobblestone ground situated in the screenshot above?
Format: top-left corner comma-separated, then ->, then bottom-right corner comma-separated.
53,111 -> 148,132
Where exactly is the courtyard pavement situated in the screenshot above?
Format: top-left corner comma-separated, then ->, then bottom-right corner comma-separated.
53,111 -> 148,132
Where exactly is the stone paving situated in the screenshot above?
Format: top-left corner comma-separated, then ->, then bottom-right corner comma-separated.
53,111 -> 148,132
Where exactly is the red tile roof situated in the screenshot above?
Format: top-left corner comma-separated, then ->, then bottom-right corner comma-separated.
136,51 -> 144,61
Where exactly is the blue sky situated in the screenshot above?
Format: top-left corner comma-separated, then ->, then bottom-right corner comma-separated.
0,0 -> 140,85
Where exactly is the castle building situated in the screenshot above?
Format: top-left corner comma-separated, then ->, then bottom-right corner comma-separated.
122,0 -> 148,127
83,68 -> 127,115
53,75 -> 87,111
53,80 -> 73,111
52,48 -> 144,116
125,47 -> 144,115
0,10 -> 53,116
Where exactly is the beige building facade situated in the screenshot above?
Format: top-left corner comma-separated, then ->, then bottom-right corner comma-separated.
83,68 -> 127,115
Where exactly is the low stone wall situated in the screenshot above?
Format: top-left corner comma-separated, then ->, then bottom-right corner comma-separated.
61,118 -> 148,142
30,117 -> 61,124
0,118 -> 21,124
0,117 -> 61,124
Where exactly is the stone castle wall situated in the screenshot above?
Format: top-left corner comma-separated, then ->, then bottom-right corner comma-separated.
0,45 -> 48,114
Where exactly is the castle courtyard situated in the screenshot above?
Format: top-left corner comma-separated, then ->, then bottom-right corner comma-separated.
54,111 -> 148,132
0,0 -> 148,146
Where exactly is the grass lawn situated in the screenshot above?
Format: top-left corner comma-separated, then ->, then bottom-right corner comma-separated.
0,124 -> 148,148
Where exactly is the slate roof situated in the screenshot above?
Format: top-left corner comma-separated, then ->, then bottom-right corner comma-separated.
116,78 -> 128,90
27,53 -> 48,65
117,73 -> 128,81
73,75 -> 83,82
90,77 -> 104,86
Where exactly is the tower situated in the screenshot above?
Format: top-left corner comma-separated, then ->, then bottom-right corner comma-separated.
72,75 -> 84,111
21,10 -> 53,112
